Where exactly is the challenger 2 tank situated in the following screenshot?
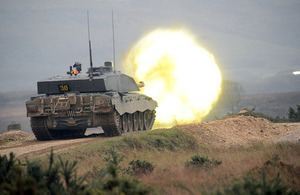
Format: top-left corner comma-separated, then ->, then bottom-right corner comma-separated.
26,61 -> 157,140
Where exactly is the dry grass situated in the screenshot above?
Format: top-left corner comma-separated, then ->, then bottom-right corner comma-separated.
34,128 -> 198,175
29,118 -> 300,194
40,139 -> 299,194
137,142 -> 300,194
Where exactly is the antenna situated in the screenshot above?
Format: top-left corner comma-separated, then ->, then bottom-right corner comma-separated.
87,11 -> 93,79
112,10 -> 116,73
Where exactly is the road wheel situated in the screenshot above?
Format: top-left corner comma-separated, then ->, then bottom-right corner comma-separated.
143,110 -> 150,130
128,114 -> 133,132
133,112 -> 139,131
138,111 -> 144,131
121,114 -> 128,132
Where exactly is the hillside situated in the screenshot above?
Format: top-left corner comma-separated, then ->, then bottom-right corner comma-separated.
176,115 -> 300,148
1,116 -> 299,157
0,90 -> 36,134
240,91 -> 300,117
1,90 -> 299,134
1,116 -> 300,194
205,91 -> 300,121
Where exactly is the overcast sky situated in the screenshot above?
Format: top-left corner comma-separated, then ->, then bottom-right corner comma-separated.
0,0 -> 300,94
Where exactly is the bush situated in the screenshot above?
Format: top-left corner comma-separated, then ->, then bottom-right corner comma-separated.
288,105 -> 300,122
127,159 -> 155,175
0,148 -> 152,195
89,147 -> 152,194
225,108 -> 289,123
185,154 -> 222,169
216,171 -> 299,195
0,149 -> 87,195
121,129 -> 198,151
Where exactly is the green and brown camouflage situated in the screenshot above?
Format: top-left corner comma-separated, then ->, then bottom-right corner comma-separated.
26,62 -> 157,140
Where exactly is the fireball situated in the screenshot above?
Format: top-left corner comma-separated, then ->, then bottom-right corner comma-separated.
123,28 -> 222,128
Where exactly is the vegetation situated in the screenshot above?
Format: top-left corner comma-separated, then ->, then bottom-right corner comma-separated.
204,86 -> 300,123
0,149 -> 87,194
120,128 -> 198,151
288,105 -> 300,122
216,171 -> 298,195
215,105 -> 300,123
88,147 -> 152,194
2,128 -> 300,194
220,80 -> 244,113
127,159 -> 155,176
227,104 -> 300,123
185,154 -> 222,169
0,148 -> 151,195
215,152 -> 300,195
224,107 -> 290,123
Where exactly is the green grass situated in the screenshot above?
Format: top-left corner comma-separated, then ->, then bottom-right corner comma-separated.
34,129 -> 199,174
30,128 -> 300,194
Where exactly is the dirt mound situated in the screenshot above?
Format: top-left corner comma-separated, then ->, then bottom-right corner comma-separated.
0,130 -> 34,142
174,116 -> 300,147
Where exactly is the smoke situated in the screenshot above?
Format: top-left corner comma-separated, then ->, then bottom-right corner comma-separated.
123,28 -> 222,128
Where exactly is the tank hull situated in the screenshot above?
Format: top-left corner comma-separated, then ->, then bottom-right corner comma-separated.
26,92 -> 157,140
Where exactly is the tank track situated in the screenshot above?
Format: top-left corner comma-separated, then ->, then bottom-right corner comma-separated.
31,110 -> 156,140
31,117 -> 53,141
100,110 -> 156,137
147,110 -> 156,131
31,117 -> 86,141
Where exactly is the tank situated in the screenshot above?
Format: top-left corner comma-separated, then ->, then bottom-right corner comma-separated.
7,121 -> 21,131
25,61 -> 157,140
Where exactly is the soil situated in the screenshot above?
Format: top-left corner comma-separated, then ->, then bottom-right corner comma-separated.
175,115 -> 300,148
1,116 -> 299,159
0,130 -> 35,143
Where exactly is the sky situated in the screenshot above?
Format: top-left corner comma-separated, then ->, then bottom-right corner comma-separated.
0,0 -> 300,94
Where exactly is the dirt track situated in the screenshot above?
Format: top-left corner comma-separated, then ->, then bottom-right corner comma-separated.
1,116 -> 300,159
0,131 -> 108,159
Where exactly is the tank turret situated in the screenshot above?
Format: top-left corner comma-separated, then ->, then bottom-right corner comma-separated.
37,61 -> 141,95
